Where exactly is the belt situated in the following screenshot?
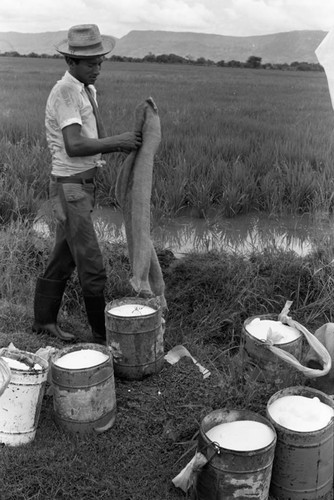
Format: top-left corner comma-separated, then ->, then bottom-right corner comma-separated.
51,175 -> 95,184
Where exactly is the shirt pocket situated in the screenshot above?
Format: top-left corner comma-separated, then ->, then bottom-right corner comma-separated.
62,183 -> 86,202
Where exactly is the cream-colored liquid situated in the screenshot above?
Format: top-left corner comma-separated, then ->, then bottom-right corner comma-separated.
206,420 -> 275,451
54,349 -> 109,369
246,318 -> 300,344
1,356 -> 42,371
268,395 -> 334,431
109,304 -> 156,317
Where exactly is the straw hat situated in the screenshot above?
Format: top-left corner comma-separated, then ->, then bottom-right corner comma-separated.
56,24 -> 116,58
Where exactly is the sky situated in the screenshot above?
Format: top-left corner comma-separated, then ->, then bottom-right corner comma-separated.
1,0 -> 334,38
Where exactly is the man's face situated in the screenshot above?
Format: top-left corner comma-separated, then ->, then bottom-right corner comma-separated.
70,56 -> 104,86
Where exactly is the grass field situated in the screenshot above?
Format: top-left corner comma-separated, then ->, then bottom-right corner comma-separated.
1,57 -> 334,221
1,58 -> 334,499
1,233 -> 334,499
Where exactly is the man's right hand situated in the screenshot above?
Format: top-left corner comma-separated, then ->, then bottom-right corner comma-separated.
117,132 -> 142,153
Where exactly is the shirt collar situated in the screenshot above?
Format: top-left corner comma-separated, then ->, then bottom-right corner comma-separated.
63,70 -> 86,90
62,71 -> 97,97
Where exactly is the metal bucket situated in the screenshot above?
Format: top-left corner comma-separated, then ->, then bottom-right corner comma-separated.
242,314 -> 303,388
0,348 -> 49,446
51,343 -> 116,434
267,386 -> 334,500
194,409 -> 277,500
105,297 -> 165,380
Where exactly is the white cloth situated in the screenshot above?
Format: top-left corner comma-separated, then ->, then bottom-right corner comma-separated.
45,71 -> 102,176
316,29 -> 334,110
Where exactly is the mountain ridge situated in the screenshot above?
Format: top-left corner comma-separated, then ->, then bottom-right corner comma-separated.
0,29 -> 327,64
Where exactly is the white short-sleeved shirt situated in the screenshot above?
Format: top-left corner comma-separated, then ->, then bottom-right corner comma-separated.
45,71 -> 102,176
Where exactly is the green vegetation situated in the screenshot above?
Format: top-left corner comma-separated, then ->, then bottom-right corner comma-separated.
1,221 -> 334,499
1,50 -> 324,72
1,57 -> 334,499
1,57 -> 334,223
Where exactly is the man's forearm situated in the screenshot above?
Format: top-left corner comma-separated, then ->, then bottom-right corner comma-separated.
65,135 -> 122,157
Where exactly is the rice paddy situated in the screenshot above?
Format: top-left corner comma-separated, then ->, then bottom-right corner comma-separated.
1,57 -> 334,222
1,56 -> 334,500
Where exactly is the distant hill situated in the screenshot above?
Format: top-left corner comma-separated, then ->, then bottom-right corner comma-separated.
0,31 -> 68,55
113,30 -> 327,64
0,29 -> 327,64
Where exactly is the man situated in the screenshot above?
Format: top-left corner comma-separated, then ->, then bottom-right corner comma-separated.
32,24 -> 142,343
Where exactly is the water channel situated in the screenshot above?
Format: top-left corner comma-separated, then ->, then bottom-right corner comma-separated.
90,207 -> 334,258
34,206 -> 334,257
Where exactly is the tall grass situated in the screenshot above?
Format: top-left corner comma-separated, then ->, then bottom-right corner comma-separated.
1,216 -> 334,499
1,57 -> 334,223
1,58 -> 334,500
0,138 -> 49,223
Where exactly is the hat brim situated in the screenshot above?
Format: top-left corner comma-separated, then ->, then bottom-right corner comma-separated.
56,35 -> 116,58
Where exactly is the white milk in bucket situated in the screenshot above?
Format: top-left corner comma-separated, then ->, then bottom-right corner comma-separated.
246,318 -> 301,344
108,303 -> 156,317
1,356 -> 42,370
242,315 -> 303,387
196,409 -> 277,500
206,420 -> 276,451
54,349 -> 109,369
0,349 -> 48,446
266,387 -> 334,499
105,297 -> 164,380
51,344 -> 116,434
2,356 -> 42,371
267,394 -> 334,432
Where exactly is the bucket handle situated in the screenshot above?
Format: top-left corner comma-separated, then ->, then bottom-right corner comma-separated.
198,440 -> 221,461
0,357 -> 11,396
262,302 -> 332,378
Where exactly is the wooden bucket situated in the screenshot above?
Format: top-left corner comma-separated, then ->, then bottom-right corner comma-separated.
51,343 -> 116,434
105,297 -> 165,380
0,348 -> 48,446
242,314 -> 303,388
194,408 -> 277,499
267,386 -> 334,500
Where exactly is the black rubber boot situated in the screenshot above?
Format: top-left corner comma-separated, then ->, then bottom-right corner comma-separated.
84,295 -> 107,345
32,277 -> 76,342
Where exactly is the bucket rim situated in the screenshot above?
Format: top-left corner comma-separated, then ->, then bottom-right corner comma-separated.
200,408 -> 277,455
243,314 -> 302,345
266,385 -> 334,434
105,297 -> 160,317
51,342 -> 111,371
0,348 -> 49,373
